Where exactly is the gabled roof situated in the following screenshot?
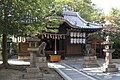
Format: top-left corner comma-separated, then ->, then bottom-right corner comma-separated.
62,11 -> 103,29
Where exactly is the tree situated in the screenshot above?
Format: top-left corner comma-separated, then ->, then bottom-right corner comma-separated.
0,0 -> 53,68
105,8 -> 120,27
53,0 -> 105,23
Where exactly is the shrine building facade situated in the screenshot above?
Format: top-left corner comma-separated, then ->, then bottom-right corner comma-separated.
18,11 -> 103,59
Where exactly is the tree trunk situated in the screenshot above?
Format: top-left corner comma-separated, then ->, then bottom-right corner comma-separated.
1,34 -> 9,68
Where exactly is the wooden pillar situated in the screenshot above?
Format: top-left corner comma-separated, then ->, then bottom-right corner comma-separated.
94,41 -> 96,56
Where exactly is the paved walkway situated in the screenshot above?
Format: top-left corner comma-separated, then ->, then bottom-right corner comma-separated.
49,63 -> 96,80
1,58 -> 120,80
49,58 -> 120,80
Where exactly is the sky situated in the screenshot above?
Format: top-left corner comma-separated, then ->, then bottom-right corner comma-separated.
91,0 -> 120,15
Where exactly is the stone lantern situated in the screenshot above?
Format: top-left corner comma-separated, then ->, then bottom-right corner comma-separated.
101,35 -> 118,72
27,33 -> 40,67
22,33 -> 43,79
23,34 -> 43,80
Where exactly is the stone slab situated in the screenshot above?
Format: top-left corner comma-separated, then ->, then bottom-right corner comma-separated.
84,56 -> 97,60
84,61 -> 97,64
107,64 -> 116,68
106,68 -> 118,72
102,64 -> 118,72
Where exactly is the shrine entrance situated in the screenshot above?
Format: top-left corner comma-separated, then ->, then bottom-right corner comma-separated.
39,33 -> 67,59
90,40 -> 104,58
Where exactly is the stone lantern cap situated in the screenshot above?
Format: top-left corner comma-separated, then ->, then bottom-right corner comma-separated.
26,36 -> 40,42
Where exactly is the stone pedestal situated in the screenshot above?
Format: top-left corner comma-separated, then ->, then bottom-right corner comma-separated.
21,48 -> 43,80
83,56 -> 99,68
102,49 -> 118,72
36,57 -> 48,68
102,63 -> 118,72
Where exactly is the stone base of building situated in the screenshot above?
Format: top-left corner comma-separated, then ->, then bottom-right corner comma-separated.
83,56 -> 99,68
102,63 -> 118,72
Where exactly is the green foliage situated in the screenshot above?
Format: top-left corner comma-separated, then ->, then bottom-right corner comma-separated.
105,8 -> 120,27
0,0 -> 54,35
87,32 -> 102,40
45,17 -> 65,33
54,0 -> 105,23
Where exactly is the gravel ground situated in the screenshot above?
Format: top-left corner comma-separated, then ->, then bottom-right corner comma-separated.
0,66 -> 63,80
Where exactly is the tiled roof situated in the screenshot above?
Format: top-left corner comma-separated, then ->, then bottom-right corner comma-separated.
62,11 -> 103,29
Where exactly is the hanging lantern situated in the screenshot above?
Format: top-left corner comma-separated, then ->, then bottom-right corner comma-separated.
13,37 -> 17,43
82,39 -> 86,44
70,32 -> 73,37
12,35 -> 15,42
77,38 -> 79,44
73,32 -> 76,37
83,33 -> 86,37
79,39 -> 82,43
79,33 -> 82,37
21,37 -> 26,43
77,32 -> 79,37
71,38 -> 73,44
73,38 -> 76,44
17,37 -> 22,42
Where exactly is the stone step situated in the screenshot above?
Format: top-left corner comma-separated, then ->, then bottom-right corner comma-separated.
84,61 -> 98,64
83,64 -> 99,68
107,64 -> 116,68
106,68 -> 118,72
84,56 -> 97,60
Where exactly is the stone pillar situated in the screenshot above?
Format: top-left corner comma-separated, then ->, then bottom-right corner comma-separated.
30,52 -> 36,67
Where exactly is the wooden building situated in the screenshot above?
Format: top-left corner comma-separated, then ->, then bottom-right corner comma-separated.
18,11 -> 102,59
